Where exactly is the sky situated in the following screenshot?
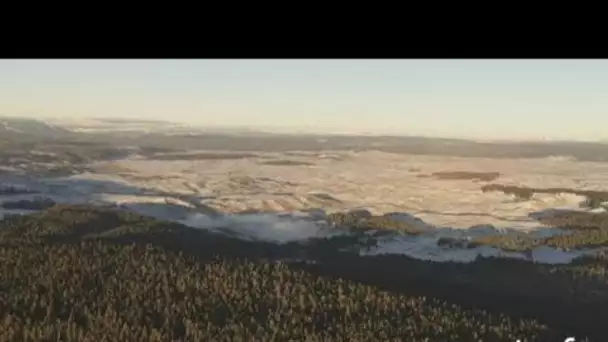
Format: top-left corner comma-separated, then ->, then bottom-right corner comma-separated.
1,59 -> 607,141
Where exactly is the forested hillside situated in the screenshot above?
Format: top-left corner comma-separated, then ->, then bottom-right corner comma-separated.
1,206 -> 606,341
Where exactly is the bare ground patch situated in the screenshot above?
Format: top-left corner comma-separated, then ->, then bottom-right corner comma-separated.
149,152 -> 260,161
530,209 -> 608,230
261,160 -> 315,166
427,171 -> 501,182
308,192 -> 342,203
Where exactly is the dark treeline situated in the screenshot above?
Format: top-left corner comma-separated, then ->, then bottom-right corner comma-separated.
0,205 -> 605,341
482,184 -> 608,209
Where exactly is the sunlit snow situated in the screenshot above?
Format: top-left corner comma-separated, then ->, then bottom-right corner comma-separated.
2,151 -> 608,265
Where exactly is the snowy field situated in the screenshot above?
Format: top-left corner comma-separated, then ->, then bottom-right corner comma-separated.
96,151 -> 608,227
2,150 -> 608,264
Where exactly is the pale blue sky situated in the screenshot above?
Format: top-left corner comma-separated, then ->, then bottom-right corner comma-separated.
1,59 -> 607,140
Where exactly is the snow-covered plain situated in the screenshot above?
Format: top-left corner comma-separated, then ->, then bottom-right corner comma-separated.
2,150 -> 608,264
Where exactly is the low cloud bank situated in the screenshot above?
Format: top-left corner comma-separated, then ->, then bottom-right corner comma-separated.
180,212 -> 338,243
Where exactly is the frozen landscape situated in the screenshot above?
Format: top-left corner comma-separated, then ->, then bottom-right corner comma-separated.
2,117 -> 608,265
7,60 -> 608,341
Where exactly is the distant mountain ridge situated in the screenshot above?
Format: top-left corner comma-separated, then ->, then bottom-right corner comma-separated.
3,116 -> 608,162
0,116 -> 70,137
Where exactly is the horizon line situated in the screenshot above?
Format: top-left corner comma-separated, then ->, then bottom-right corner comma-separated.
2,114 -> 608,145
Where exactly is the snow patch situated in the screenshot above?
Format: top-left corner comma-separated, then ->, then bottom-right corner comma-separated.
361,233 -> 597,265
